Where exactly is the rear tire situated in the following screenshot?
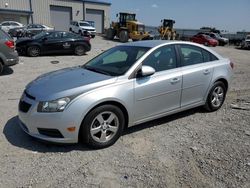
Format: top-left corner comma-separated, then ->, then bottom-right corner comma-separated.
80,105 -> 125,149
119,30 -> 129,43
74,45 -> 86,56
0,61 -> 4,75
27,46 -> 40,57
204,81 -> 226,112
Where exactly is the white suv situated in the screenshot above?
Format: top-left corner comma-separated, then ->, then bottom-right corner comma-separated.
69,21 -> 96,38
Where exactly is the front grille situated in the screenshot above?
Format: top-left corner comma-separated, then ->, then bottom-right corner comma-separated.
25,90 -> 36,100
86,29 -> 95,32
19,100 -> 31,113
37,128 -> 64,138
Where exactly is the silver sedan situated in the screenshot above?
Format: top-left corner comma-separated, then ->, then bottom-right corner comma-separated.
18,41 -> 234,148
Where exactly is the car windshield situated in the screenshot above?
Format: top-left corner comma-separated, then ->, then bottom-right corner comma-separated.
79,22 -> 91,27
83,46 -> 150,76
32,32 -> 49,39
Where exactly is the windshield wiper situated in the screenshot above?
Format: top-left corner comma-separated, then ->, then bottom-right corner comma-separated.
84,65 -> 111,76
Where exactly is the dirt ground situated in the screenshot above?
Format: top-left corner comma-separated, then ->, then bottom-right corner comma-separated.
0,37 -> 249,188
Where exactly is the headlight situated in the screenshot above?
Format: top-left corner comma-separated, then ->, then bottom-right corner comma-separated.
37,97 -> 71,112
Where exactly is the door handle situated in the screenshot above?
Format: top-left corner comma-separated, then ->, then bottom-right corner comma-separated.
203,69 -> 210,75
171,78 -> 180,84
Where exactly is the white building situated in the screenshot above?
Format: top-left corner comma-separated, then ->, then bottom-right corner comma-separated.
0,0 -> 111,33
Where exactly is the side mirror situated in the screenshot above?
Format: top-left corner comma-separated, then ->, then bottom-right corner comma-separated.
137,65 -> 155,77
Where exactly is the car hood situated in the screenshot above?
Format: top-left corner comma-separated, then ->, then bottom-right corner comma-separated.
25,66 -> 117,101
80,26 -> 95,30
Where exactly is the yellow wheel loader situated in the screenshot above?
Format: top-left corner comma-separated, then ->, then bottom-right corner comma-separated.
106,12 -> 151,43
158,19 -> 176,40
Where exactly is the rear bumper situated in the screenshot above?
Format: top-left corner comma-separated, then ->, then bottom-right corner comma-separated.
5,57 -> 19,66
3,51 -> 19,66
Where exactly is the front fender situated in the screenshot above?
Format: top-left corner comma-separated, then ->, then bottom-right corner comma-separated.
65,79 -> 135,130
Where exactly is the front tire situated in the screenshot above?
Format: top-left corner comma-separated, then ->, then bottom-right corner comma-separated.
74,45 -> 86,56
27,46 -> 40,57
204,81 -> 226,112
119,30 -> 129,43
80,105 -> 125,149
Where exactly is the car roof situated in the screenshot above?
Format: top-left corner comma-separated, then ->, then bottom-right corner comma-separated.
121,40 -> 208,48
120,40 -> 223,58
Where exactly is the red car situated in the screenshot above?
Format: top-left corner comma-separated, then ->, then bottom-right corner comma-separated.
191,34 -> 218,47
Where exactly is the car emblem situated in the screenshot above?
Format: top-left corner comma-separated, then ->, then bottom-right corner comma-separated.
63,42 -> 71,48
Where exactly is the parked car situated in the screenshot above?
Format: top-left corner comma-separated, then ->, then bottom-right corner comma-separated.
191,34 -> 218,47
240,35 -> 250,49
18,41 -> 234,148
16,31 -> 91,57
8,24 -> 54,38
204,32 -> 229,46
69,20 -> 96,38
0,21 -> 24,33
0,29 -> 19,74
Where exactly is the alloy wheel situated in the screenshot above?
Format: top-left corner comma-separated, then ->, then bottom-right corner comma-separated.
28,46 -> 40,57
211,86 -> 224,108
90,111 -> 119,143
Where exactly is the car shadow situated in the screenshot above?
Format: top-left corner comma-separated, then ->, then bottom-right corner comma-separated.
124,107 -> 202,135
4,107 -> 203,152
3,116 -> 90,153
0,67 -> 14,76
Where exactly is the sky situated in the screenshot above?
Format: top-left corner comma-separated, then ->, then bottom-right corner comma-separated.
108,0 -> 250,32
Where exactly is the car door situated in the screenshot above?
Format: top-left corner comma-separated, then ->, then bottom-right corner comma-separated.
134,45 -> 182,121
41,32 -> 65,54
178,44 -> 214,107
61,32 -> 75,53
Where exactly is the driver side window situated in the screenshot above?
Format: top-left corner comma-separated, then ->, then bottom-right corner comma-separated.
142,45 -> 177,72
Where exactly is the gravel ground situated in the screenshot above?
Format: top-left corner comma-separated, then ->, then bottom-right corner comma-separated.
0,37 -> 249,188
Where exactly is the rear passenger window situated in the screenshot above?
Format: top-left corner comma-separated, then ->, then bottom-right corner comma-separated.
202,50 -> 211,62
180,45 -> 203,66
202,49 -> 218,62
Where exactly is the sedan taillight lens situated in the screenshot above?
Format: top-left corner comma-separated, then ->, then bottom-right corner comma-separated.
5,40 -> 15,49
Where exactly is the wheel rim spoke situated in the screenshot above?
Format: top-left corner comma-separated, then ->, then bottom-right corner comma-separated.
91,126 -> 102,135
96,114 -> 104,124
107,113 -> 115,124
100,131 -> 107,142
108,125 -> 118,133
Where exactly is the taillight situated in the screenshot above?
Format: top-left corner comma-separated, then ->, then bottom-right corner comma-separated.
5,40 -> 15,49
230,61 -> 234,69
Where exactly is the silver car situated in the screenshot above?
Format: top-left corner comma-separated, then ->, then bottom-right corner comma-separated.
0,29 -> 19,74
18,41 -> 234,148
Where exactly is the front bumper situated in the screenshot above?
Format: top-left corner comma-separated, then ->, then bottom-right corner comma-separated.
18,92 -> 80,144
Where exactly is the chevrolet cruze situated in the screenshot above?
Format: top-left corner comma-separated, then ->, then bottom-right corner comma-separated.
18,41 -> 234,148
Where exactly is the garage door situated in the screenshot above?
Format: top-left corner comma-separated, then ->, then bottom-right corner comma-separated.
50,6 -> 72,31
85,9 -> 104,33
